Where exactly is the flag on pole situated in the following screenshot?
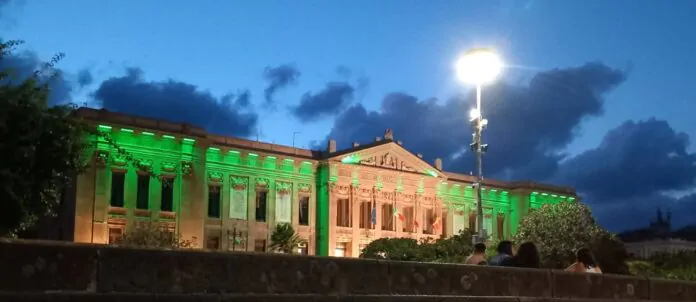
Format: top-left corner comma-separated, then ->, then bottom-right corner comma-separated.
432,216 -> 441,229
393,207 -> 405,221
370,202 -> 377,225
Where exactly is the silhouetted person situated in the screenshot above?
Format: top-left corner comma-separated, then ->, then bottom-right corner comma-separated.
489,240 -> 513,266
566,247 -> 602,274
465,243 -> 487,265
501,242 -> 540,268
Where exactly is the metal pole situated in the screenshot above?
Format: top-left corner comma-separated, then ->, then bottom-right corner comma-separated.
292,132 -> 301,148
475,84 -> 485,242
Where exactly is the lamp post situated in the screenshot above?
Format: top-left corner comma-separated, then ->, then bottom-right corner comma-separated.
456,48 -> 502,244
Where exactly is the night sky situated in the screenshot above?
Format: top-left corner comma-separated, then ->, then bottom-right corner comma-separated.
2,0 -> 695,232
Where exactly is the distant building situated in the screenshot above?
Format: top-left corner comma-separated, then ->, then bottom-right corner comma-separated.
57,108 -> 577,257
620,209 -> 696,258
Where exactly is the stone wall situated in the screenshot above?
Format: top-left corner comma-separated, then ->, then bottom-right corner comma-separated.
1,240 -> 695,301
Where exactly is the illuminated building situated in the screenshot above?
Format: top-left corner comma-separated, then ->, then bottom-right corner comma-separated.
69,108 -> 577,257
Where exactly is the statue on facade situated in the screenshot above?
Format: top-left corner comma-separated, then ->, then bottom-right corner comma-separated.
384,128 -> 394,140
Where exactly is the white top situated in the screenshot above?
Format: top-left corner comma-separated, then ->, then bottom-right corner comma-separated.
585,267 -> 601,274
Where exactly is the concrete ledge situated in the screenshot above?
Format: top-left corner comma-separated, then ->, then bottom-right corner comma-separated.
0,293 -> 673,302
2,240 -> 696,301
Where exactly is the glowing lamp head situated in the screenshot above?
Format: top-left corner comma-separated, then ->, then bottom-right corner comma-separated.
456,48 -> 503,85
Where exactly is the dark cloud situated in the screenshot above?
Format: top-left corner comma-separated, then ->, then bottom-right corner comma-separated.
76,68 -> 93,88
292,82 -> 355,122
263,64 -> 300,105
93,67 -> 257,137
556,119 -> 696,201
323,62 -> 627,180
593,193 -> 696,232
553,118 -> 696,231
0,43 -> 73,105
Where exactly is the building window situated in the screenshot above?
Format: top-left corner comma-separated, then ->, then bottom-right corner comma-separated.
359,201 -> 374,229
136,174 -> 150,210
297,241 -> 308,255
206,233 -> 220,250
208,185 -> 221,218
497,213 -> 505,240
423,208 -> 434,234
255,191 -> 268,222
381,204 -> 394,231
110,171 -> 126,207
299,196 -> 310,225
402,206 -> 414,233
160,178 -> 174,212
108,226 -> 123,244
254,239 -> 267,252
336,198 -> 351,227
335,242 -> 347,257
227,229 -> 247,251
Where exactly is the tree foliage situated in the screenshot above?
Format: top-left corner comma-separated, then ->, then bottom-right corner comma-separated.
0,40 -> 92,237
514,202 -> 629,273
270,223 -> 302,254
115,224 -> 196,249
360,229 -> 475,263
629,251 -> 696,281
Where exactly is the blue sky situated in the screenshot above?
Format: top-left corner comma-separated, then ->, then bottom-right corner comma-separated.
2,0 -> 696,231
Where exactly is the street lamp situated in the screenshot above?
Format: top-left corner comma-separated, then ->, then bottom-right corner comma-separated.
456,48 -> 502,244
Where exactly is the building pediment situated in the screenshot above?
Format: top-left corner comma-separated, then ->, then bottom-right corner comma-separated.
329,142 -> 443,177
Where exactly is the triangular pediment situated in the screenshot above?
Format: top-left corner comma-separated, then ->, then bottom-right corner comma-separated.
329,141 -> 443,177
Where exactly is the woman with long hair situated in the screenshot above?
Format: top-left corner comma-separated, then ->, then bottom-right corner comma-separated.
566,247 -> 602,274
501,242 -> 541,268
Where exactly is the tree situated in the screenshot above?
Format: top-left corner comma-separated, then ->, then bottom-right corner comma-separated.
270,223 -> 302,254
0,40 -> 92,237
115,224 -> 196,249
514,202 -> 629,273
360,229 -> 476,263
360,238 -> 422,261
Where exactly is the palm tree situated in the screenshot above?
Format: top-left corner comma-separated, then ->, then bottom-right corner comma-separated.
270,223 -> 302,254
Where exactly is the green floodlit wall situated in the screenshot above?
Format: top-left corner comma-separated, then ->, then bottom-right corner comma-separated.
315,164 -> 330,256
92,124 -> 318,247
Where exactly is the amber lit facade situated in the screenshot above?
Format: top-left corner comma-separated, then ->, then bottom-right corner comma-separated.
69,108 -> 577,257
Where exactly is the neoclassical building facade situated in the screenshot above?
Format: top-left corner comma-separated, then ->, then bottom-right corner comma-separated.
70,108 -> 577,257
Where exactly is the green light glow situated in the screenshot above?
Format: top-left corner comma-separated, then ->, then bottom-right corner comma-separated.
120,128 -> 134,133
284,158 -> 294,162
568,197 -> 576,201
141,131 -> 154,136
490,189 -> 498,192
267,156 -> 276,160
541,193 -> 548,196
302,161 -> 312,165
183,138 -> 196,143
425,170 -> 438,177
532,191 -> 539,195
163,135 -> 175,139
551,194 -> 558,197
98,125 -> 112,131
229,150 -> 240,154
248,153 -> 258,157
208,147 -> 220,152
502,191 -> 509,195
341,154 -> 360,164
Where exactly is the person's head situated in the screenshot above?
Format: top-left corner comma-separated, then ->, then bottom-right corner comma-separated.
515,242 -> 540,268
575,247 -> 597,267
497,241 -> 513,256
474,243 -> 486,254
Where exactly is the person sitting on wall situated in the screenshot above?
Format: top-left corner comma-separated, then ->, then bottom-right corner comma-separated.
488,240 -> 514,266
566,247 -> 602,274
465,243 -> 488,265
500,242 -> 541,268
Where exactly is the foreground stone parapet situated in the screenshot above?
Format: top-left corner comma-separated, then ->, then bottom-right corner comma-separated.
1,240 -> 696,301
0,293 -> 676,302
